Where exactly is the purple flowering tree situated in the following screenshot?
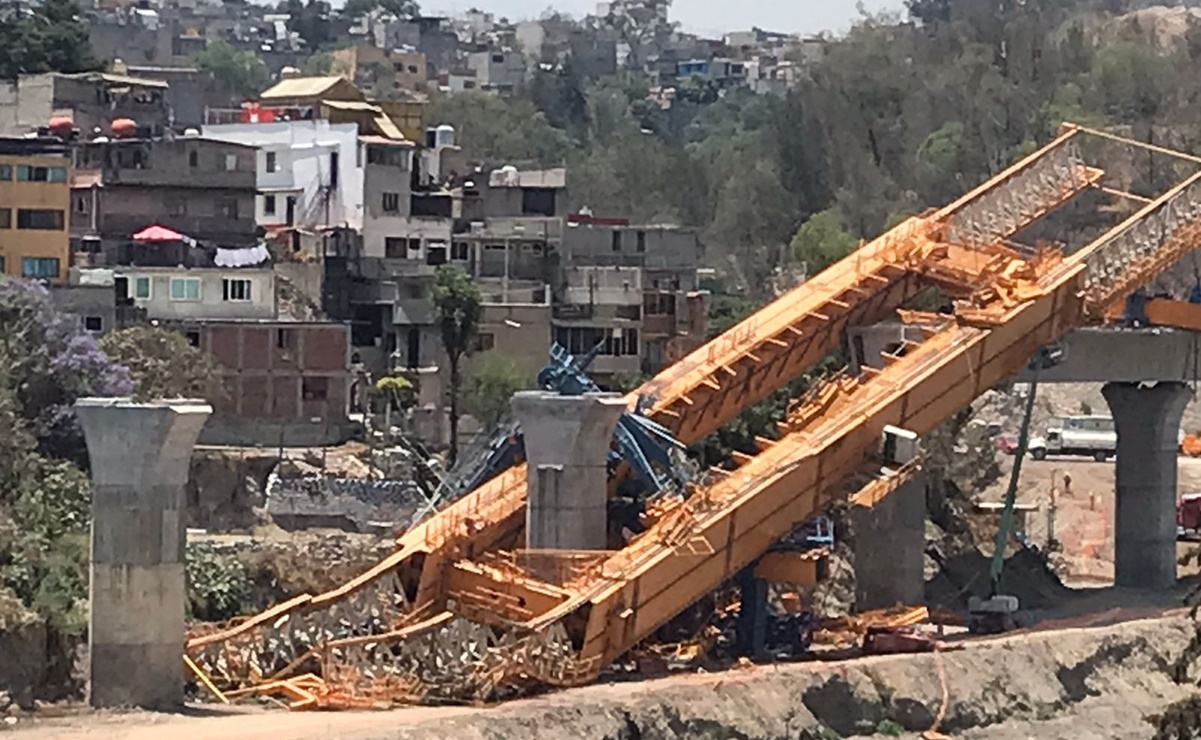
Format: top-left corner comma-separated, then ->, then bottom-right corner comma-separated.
0,279 -> 132,467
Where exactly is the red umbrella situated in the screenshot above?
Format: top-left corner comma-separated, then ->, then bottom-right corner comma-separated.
132,224 -> 186,242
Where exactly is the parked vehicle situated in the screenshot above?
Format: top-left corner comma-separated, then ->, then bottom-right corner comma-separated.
1179,494 -> 1201,541
1028,415 -> 1116,462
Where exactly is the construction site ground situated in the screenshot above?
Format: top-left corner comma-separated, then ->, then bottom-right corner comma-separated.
8,612 -> 1198,739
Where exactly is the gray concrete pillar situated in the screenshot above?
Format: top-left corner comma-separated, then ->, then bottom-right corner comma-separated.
852,473 -> 927,611
75,398 -> 212,709
1103,381 -> 1191,590
512,392 -> 627,550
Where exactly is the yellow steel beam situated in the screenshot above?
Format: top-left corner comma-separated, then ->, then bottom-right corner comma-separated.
753,550 -> 827,586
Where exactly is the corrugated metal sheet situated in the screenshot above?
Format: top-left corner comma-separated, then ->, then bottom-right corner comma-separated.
259,76 -> 344,100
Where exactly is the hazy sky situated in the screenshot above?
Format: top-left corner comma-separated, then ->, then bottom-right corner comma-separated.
422,0 -> 905,37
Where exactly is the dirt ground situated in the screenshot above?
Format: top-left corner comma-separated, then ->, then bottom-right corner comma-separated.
6,615 -> 1197,740
975,453 -> 1201,584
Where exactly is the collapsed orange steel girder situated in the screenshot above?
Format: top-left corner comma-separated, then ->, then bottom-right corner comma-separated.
185,123 -> 1201,706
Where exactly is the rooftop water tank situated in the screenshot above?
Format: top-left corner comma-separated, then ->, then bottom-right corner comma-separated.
110,118 -> 137,139
48,116 -> 74,139
435,124 -> 455,149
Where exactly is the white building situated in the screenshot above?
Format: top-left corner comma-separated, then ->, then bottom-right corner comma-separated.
202,120 -> 364,231
117,265 -> 277,322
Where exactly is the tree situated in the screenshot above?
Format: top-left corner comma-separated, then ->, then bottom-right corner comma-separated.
0,0 -> 101,80
432,265 -> 481,464
463,352 -> 529,429
284,0 -> 333,51
341,0 -> 418,20
98,327 -> 221,402
192,42 -> 271,101
372,373 -> 416,441
790,209 -> 859,278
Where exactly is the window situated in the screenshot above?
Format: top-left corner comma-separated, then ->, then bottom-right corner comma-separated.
132,276 -> 151,299
16,165 -> 67,182
222,278 -> 252,302
492,53 -> 505,63
521,187 -> 557,217
302,377 -> 329,401
0,255 -> 5,273
464,80 -> 476,90
329,152 -> 338,188
277,328 -> 293,349
75,196 -> 88,214
615,304 -> 641,320
264,194 -> 276,215
169,277 -> 200,301
425,243 -> 447,265
382,192 -> 400,213
553,326 -> 639,357
188,150 -> 198,167
644,292 -> 675,316
218,199 -> 238,219
84,316 -> 103,332
185,331 -> 201,347
636,230 -> 646,253
265,151 -> 277,173
471,332 -> 495,353
17,209 -> 64,230
0,208 -> 10,229
166,198 -> 187,217
224,154 -> 238,171
385,237 -> 406,258
611,230 -> 622,252
0,164 -> 11,180
21,257 -> 59,279
451,241 -> 469,261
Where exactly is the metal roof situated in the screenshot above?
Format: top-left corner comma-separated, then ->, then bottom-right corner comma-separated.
259,76 -> 349,100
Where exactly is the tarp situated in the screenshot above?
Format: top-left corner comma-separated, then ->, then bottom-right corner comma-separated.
132,224 -> 186,242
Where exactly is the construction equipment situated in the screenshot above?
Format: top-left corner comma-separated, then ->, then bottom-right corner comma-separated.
185,124 -> 1201,708
970,345 -> 1059,634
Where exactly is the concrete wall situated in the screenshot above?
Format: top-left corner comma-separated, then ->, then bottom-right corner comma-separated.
118,267 -> 276,321
362,216 -> 452,260
561,224 -> 703,275
197,415 -> 356,447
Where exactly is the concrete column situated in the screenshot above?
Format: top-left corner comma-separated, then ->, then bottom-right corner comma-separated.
852,473 -> 927,611
1103,381 -> 1191,590
512,391 -> 626,550
75,398 -> 212,709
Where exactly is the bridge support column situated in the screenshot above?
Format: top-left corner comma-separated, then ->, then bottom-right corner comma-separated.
1103,381 -> 1191,589
512,392 -> 626,550
852,473 -> 927,611
75,398 -> 211,709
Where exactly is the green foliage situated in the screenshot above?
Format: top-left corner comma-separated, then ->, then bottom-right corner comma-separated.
876,719 -> 905,736
433,265 -> 482,462
790,209 -> 859,278
463,351 -> 530,429
373,374 -> 417,411
99,326 -> 221,402
186,543 -> 252,622
429,92 -> 572,167
341,0 -> 417,19
192,41 -> 271,100
0,0 -> 101,80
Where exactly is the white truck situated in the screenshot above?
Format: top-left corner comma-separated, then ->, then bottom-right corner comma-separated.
1028,415 -> 1115,462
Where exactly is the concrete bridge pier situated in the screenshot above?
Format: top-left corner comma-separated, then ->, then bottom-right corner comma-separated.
75,397 -> 211,709
852,473 -> 928,611
1103,382 -> 1191,590
511,391 -> 627,550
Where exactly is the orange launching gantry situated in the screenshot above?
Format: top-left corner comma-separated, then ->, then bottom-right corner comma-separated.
184,124 -> 1201,706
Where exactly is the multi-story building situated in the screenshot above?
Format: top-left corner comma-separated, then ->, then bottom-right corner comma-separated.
332,45 -> 429,96
465,49 -> 527,93
0,137 -> 72,283
116,265 -> 277,322
69,135 -> 258,263
0,72 -> 170,139
203,119 -> 364,230
187,320 -> 355,446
